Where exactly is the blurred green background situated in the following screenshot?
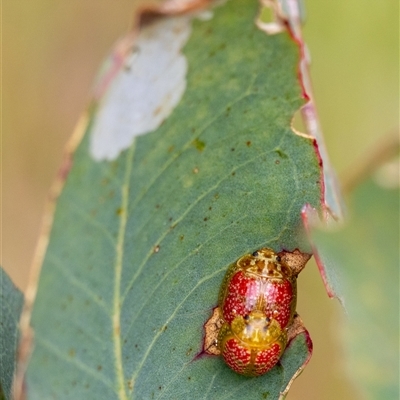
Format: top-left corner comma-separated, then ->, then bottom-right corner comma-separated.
3,1 -> 398,399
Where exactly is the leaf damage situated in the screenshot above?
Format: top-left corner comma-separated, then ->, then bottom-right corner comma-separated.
89,16 -> 192,161
255,0 -> 345,303
89,0 -> 217,162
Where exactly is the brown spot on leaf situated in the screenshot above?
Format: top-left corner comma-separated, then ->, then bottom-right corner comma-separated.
192,138 -> 205,152
203,307 -> 223,356
278,249 -> 311,276
153,105 -> 163,116
275,149 -> 288,159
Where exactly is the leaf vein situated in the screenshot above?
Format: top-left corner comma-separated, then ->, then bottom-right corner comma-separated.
129,267 -> 226,392
112,143 -> 136,400
203,371 -> 219,400
122,215 -> 247,336
35,335 -> 115,391
122,148 -> 276,301
62,195 -> 116,247
47,252 -> 110,314
125,73 -> 258,237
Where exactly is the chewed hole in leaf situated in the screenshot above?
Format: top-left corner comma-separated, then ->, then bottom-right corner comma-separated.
256,0 -> 285,35
291,107 -> 307,137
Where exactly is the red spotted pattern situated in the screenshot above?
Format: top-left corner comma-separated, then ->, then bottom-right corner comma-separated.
263,279 -> 293,329
222,338 -> 252,375
221,339 -> 283,376
253,343 -> 282,375
222,271 -> 257,324
221,271 -> 294,329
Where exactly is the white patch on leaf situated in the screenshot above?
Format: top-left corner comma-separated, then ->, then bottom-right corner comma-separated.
90,16 -> 191,161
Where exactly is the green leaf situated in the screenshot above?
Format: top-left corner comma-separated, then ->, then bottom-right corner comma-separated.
0,267 -> 24,400
25,1 -> 323,398
310,178 -> 399,399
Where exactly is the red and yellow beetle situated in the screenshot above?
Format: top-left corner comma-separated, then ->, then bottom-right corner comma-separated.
204,248 -> 310,377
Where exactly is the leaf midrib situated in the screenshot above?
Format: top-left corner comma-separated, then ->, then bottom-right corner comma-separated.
113,142 -> 136,400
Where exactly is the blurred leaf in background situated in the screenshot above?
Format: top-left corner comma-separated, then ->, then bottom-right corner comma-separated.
310,168 -> 399,399
0,268 -> 24,400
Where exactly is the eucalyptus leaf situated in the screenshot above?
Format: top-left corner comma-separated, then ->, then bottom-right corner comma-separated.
0,268 -> 24,400
25,1 -> 324,398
